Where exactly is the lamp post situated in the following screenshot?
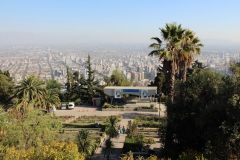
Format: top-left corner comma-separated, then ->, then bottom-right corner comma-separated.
155,93 -> 162,148
156,93 -> 162,126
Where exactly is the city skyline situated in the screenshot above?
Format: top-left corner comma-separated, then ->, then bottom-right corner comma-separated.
1,0 -> 240,49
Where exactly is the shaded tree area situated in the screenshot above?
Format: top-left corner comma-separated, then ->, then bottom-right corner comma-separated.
0,70 -> 14,108
161,66 -> 240,159
149,71 -> 165,94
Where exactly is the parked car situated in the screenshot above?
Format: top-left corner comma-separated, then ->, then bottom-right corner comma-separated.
61,104 -> 67,110
68,102 -> 75,109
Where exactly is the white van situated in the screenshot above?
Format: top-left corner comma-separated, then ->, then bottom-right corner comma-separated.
68,102 -> 75,109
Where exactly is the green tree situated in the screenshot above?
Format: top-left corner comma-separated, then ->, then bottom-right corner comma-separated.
0,72 -> 14,108
46,79 -> 61,91
46,79 -> 61,93
110,70 -> 132,86
126,120 -> 139,138
14,75 -> 46,110
85,54 -> 99,104
103,138 -> 114,160
42,90 -> 61,111
105,116 -> 118,139
186,60 -> 206,78
151,72 -> 165,94
0,141 -> 85,160
162,67 -> 240,159
64,67 -> 74,102
0,106 -> 8,139
149,23 -> 185,102
75,130 -> 96,155
2,108 -> 62,150
71,71 -> 88,103
178,29 -> 203,82
229,62 -> 240,78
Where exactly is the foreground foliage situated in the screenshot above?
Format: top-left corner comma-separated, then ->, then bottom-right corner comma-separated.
0,107 -> 62,150
75,130 -> 98,156
0,141 -> 85,160
162,68 -> 240,159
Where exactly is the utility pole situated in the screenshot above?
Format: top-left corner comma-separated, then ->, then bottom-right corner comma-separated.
156,93 -> 162,127
159,93 -> 162,126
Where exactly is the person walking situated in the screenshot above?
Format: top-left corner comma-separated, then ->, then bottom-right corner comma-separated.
122,126 -> 125,134
117,129 -> 120,139
120,126 -> 123,133
118,125 -> 120,130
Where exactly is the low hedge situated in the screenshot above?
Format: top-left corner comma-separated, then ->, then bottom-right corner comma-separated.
138,121 -> 159,128
103,103 -> 125,109
63,123 -> 99,128
134,116 -> 160,122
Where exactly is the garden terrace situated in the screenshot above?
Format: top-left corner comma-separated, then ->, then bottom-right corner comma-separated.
57,115 -> 75,123
73,115 -> 122,124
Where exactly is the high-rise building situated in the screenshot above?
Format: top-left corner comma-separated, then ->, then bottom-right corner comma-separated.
137,66 -> 142,72
131,71 -> 138,82
65,58 -> 72,65
79,69 -> 88,79
62,69 -> 66,76
54,70 -> 59,77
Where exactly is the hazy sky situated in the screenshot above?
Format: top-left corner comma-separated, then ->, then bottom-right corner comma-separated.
1,0 -> 240,46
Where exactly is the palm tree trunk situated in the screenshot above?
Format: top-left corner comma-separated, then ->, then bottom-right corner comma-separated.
166,61 -> 175,103
162,59 -> 175,103
182,61 -> 188,82
179,60 -> 188,82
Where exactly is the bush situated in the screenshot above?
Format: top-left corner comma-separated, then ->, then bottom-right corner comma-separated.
179,150 -> 207,160
103,103 -> 125,109
123,136 -> 145,152
145,137 -> 156,144
150,104 -> 154,109
1,141 -> 85,160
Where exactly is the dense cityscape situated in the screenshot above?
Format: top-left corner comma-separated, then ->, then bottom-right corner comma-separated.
0,45 -> 239,85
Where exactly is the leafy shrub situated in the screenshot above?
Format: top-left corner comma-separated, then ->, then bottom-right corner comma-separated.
179,149 -> 207,160
123,136 -> 145,152
1,141 -> 85,160
103,103 -> 125,109
150,104 -> 154,109
145,137 -> 156,144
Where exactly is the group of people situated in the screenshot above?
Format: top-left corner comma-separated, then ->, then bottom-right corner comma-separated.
117,125 -> 126,138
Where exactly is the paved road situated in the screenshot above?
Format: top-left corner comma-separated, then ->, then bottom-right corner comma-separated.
55,103 -> 166,160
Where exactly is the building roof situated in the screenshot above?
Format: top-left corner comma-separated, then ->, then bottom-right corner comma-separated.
104,86 -> 157,90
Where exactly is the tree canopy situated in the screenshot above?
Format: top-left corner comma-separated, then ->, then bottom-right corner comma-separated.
161,66 -> 240,159
149,23 -> 203,102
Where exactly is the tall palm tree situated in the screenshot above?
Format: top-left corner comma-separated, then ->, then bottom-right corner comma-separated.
14,75 -> 46,110
75,130 -> 95,155
149,23 -> 185,102
103,138 -> 114,160
42,90 -> 61,111
178,29 -> 203,81
105,116 -> 118,139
